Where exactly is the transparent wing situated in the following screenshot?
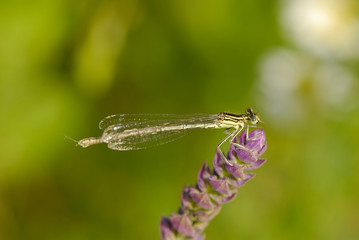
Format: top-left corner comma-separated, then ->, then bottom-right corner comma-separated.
105,128 -> 190,150
99,113 -> 217,130
99,113 -> 218,151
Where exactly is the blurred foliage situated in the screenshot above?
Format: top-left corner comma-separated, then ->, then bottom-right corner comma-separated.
0,0 -> 359,240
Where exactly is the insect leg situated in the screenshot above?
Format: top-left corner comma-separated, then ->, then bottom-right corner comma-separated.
217,126 -> 243,166
230,125 -> 251,151
230,125 -> 262,151
245,125 -> 263,140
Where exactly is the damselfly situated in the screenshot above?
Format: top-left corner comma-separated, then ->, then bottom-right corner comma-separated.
78,108 -> 262,165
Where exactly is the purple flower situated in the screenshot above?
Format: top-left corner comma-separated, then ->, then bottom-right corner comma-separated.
160,129 -> 267,240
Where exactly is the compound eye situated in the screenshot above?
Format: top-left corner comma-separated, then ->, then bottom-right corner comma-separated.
251,118 -> 258,124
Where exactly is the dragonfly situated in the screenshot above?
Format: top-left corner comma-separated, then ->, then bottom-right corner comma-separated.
77,108 -> 262,165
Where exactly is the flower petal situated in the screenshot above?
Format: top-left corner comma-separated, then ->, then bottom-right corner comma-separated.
225,161 -> 245,178
208,176 -> 230,195
197,163 -> 208,191
181,186 -> 193,210
188,187 -> 213,210
170,213 -> 195,236
160,217 -> 176,240
257,142 -> 267,157
213,151 -> 225,177
210,192 -> 238,204
228,173 -> 255,187
245,159 -> 266,170
235,149 -> 257,163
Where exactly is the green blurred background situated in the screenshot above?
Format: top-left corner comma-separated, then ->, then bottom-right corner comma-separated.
1,0 -> 359,239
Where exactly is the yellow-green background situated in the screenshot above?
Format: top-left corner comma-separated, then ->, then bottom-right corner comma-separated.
1,0 -> 359,239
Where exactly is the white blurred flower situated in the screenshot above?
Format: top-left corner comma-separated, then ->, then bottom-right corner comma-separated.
257,49 -> 357,127
280,0 -> 359,60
